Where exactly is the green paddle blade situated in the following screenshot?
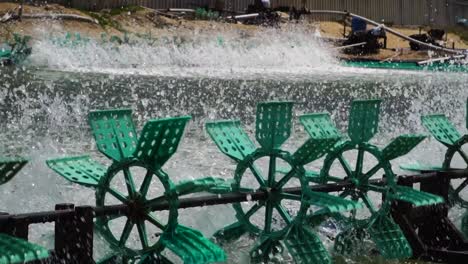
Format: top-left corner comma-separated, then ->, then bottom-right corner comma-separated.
393,186 -> 444,206
0,234 -> 49,264
305,191 -> 362,214
175,177 -> 229,196
255,101 -> 294,150
368,215 -> 413,259
249,236 -> 283,263
421,114 -> 461,146
293,137 -> 340,165
299,113 -> 342,139
206,120 -> 256,161
213,221 -> 248,241
382,134 -> 426,161
0,158 -> 27,185
284,224 -> 331,264
462,210 -> 468,239
134,116 -> 191,167
348,99 -> 381,144
46,155 -> 106,187
160,225 -> 226,263
399,162 -> 443,172
89,109 -> 138,162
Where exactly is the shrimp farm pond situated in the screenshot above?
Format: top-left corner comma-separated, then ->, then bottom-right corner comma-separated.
1,10 -> 468,264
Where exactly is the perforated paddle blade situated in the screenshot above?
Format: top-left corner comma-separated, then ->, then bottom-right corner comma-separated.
382,134 -> 426,161
368,214 -> 413,259
299,113 -> 342,139
249,236 -> 283,263
256,101 -> 294,150
160,225 -> 226,263
0,158 -> 27,185
206,120 -> 256,161
89,109 -> 138,161
462,210 -> 468,238
305,191 -> 362,214
0,234 -> 49,264
213,222 -> 248,241
284,223 -> 331,264
393,185 -> 444,206
175,177 -> 230,196
46,155 -> 106,187
293,137 -> 340,165
348,99 -> 381,144
134,116 -> 191,167
421,114 -> 461,146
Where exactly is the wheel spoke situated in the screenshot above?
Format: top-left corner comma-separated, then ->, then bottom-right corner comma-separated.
338,155 -> 354,178
359,192 -> 376,213
362,163 -> 382,182
245,202 -> 263,219
249,165 -> 267,187
145,213 -> 166,230
355,148 -> 365,178
119,219 -> 134,246
108,187 -> 128,203
279,192 -> 302,201
274,204 -> 292,224
457,149 -> 468,165
123,168 -> 137,197
274,170 -> 296,189
139,170 -> 154,197
264,202 -> 273,233
137,221 -> 149,249
453,178 -> 468,195
268,156 -> 276,186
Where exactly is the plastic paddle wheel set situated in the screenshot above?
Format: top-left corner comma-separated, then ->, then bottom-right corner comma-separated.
0,99 -> 467,264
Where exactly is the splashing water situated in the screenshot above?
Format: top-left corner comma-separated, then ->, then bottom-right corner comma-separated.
29,25 -> 337,77
1,23 -> 468,263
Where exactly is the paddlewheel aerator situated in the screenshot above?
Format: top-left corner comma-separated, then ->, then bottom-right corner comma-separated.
46,109 -> 226,263
416,98 -> 468,236
206,101 -> 362,263
301,99 -> 443,259
0,157 -> 49,264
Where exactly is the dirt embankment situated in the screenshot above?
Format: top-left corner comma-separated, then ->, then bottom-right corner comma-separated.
0,3 -> 260,42
1,3 -> 467,61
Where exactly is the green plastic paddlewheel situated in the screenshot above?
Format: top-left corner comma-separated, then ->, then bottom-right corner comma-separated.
0,158 -> 50,264
47,109 -> 226,263
304,99 -> 443,259
0,34 -> 31,65
206,101 -> 363,263
414,97 -> 468,237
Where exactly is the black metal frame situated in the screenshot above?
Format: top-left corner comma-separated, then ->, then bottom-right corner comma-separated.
1,170 -> 468,263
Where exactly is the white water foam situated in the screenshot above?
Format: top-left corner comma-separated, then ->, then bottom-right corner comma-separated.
29,24 -> 338,77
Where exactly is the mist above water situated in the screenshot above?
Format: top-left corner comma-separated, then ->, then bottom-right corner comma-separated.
29,24 -> 337,77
